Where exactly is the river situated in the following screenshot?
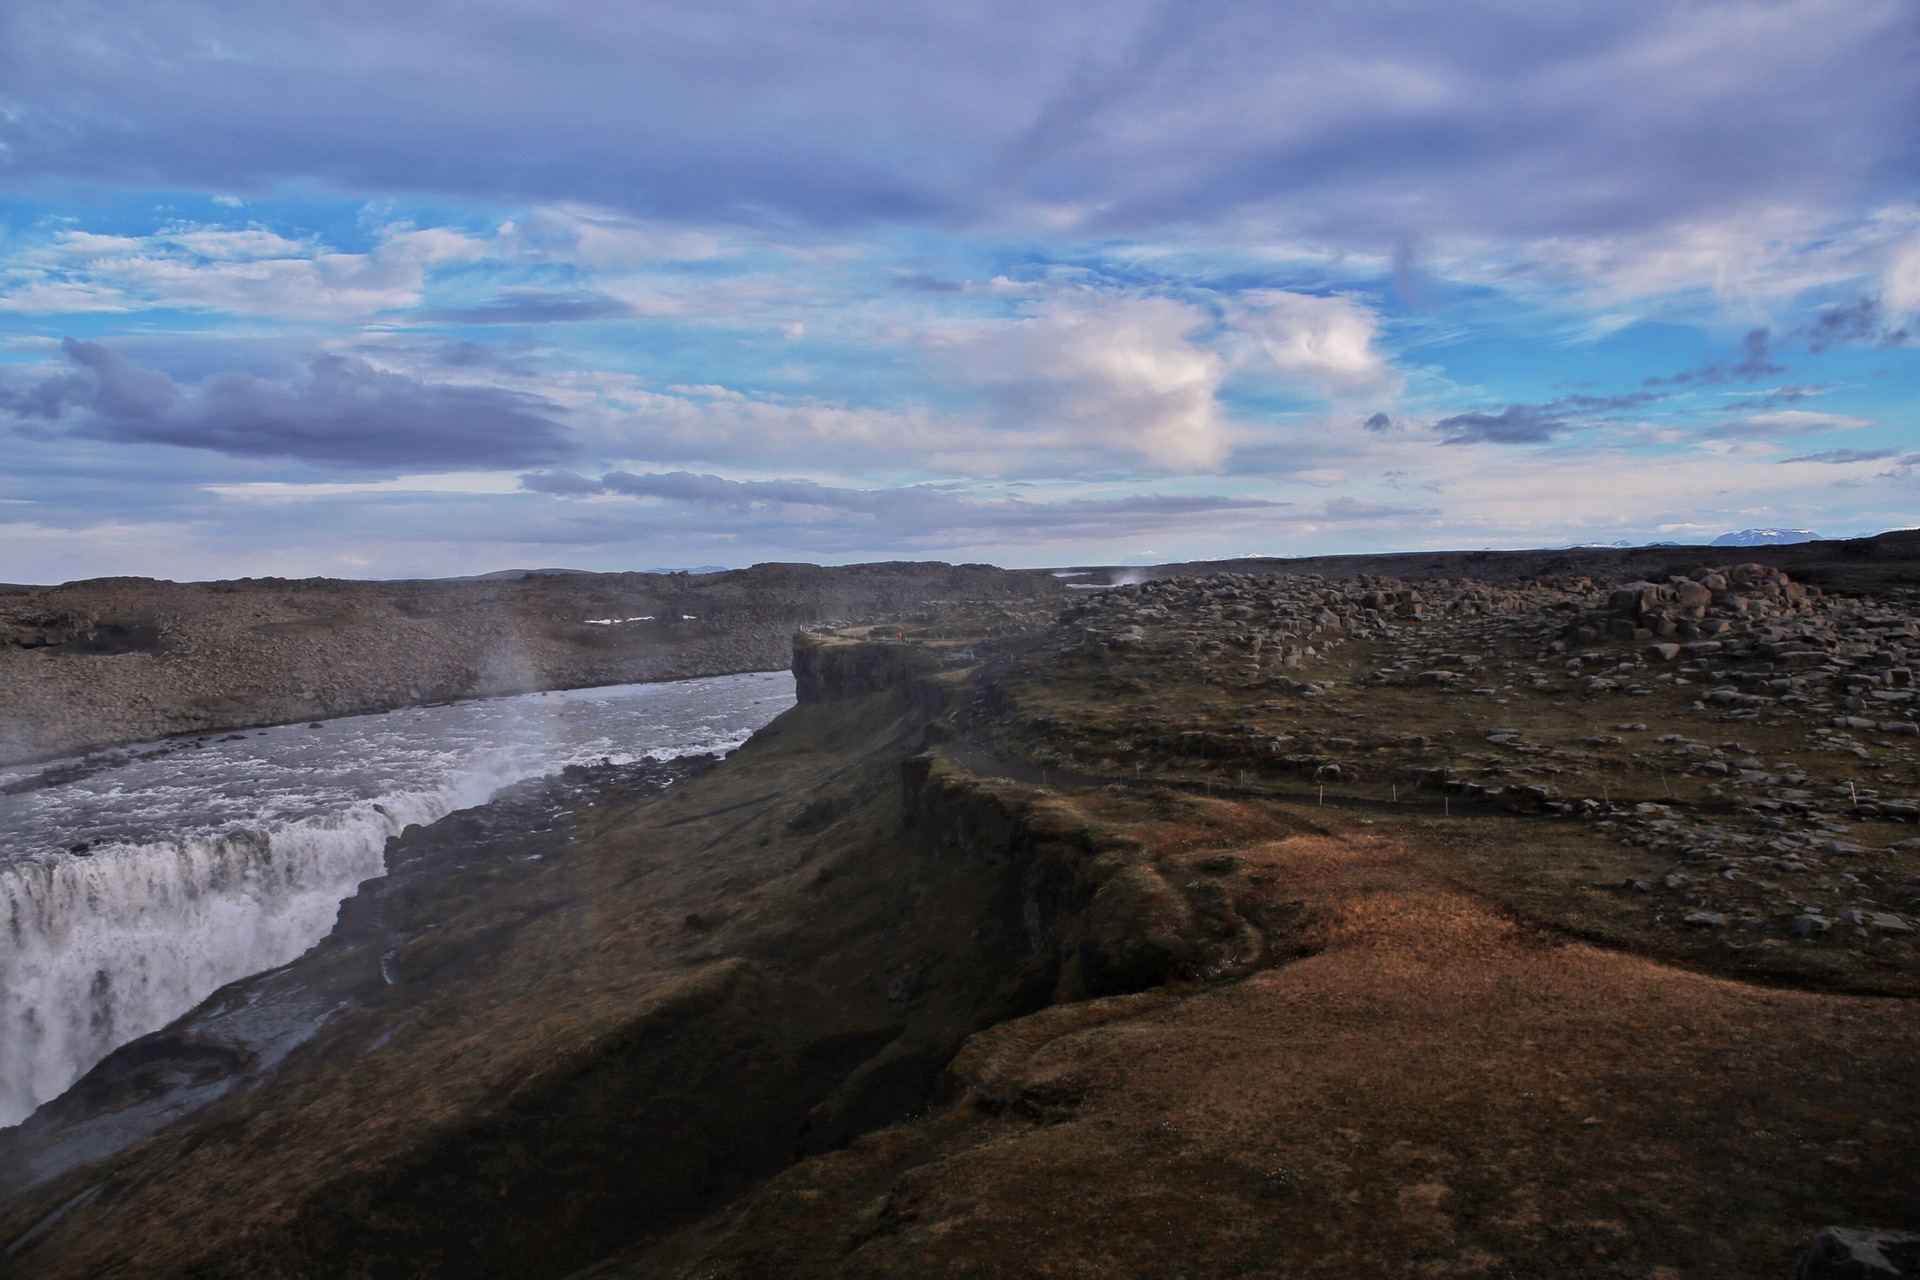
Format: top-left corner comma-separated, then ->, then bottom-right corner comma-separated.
0,670 -> 795,1127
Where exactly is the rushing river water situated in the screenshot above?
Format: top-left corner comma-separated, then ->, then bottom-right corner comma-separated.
0,670 -> 796,1128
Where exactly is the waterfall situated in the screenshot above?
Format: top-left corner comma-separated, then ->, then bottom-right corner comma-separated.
0,777 -> 506,1126
0,670 -> 796,1127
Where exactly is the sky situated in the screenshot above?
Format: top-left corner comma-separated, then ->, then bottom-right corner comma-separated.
1,0 -> 1917,582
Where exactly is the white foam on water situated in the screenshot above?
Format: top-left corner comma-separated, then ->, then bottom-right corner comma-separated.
0,670 -> 795,1126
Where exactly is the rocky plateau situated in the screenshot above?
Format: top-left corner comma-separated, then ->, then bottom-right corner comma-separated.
4,535 -> 1920,1278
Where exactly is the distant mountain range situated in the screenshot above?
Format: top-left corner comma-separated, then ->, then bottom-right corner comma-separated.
1555,529 -> 1825,551
1709,529 -> 1823,547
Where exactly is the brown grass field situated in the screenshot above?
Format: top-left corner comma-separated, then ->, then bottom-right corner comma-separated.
624,794 -> 1920,1279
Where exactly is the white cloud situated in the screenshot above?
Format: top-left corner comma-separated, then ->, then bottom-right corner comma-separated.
205,472 -> 527,502
160,228 -> 321,261
0,278 -> 135,314
502,206 -> 728,269
930,292 -> 1230,471
1886,233 -> 1920,314
0,221 -> 490,320
1229,290 -> 1391,393
1702,409 -> 1873,440
1401,202 -> 1920,334
509,370 -> 1021,479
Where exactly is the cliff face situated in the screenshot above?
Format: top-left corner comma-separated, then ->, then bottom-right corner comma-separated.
791,632 -> 950,704
0,629 -> 1315,1278
0,634 -> 1015,1274
0,561 -> 1063,765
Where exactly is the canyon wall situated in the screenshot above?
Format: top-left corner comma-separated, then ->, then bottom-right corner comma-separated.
0,561 -> 1063,765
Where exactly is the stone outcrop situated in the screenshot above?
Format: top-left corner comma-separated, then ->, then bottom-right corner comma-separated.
791,633 -> 951,705
1567,562 -> 1819,643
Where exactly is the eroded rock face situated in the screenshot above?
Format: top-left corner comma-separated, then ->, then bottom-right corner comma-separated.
791,633 -> 947,704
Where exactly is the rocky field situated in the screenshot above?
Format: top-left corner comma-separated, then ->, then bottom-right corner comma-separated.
997,554 -> 1920,988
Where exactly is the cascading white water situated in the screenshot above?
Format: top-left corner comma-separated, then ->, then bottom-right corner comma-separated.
0,670 -> 795,1127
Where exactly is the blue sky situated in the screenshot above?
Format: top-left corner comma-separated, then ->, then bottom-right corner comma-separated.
1,0 -> 1916,581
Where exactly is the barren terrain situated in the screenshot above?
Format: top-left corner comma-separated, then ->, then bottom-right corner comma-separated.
5,535 -> 1920,1277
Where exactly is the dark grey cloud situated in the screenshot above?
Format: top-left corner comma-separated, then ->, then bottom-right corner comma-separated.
1778,447 -> 1898,465
1431,389 -> 1662,445
1804,297 -> 1911,352
1732,329 -> 1787,380
1645,328 -> 1786,387
1807,298 -> 1881,351
1433,404 -> 1563,445
415,290 -> 635,325
518,470 -> 606,495
1363,412 -> 1393,432
0,2 -> 1913,240
891,273 -> 965,293
4,339 -> 570,470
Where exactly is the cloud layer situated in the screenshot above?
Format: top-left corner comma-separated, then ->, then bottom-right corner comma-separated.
6,341 -> 570,469
932,294 -> 1231,470
0,1 -> 1916,580
2,2 -> 1915,243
